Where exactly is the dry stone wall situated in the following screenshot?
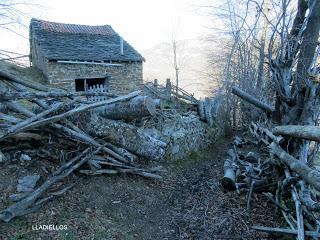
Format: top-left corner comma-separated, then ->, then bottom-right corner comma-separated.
47,61 -> 143,94
143,114 -> 224,160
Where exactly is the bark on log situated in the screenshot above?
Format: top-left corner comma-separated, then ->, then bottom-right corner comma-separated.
0,90 -> 117,101
250,122 -> 284,144
87,114 -> 167,161
273,125 -> 320,142
0,70 -> 51,92
96,95 -> 160,121
270,142 -> 320,191
4,99 -> 129,164
221,159 -> 236,191
221,149 -> 237,191
2,91 -> 140,141
0,101 -> 73,141
80,169 -> 162,179
232,87 -> 274,114
0,148 -> 95,222
298,181 -> 320,211
252,226 -> 320,238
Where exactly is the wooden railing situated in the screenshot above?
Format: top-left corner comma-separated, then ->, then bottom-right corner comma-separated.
143,78 -> 198,104
143,78 -> 224,126
87,84 -> 108,102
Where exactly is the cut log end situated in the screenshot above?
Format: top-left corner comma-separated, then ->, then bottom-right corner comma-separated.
221,176 -> 236,191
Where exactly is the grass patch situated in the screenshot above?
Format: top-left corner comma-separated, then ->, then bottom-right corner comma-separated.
0,60 -> 48,85
170,150 -> 205,169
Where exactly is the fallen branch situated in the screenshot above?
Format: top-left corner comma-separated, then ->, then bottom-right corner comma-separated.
0,147 -> 96,222
0,89 -> 117,101
0,70 -> 51,92
232,87 -> 274,114
4,99 -> 130,164
79,168 -> 162,179
252,226 -> 320,238
270,142 -> 320,192
2,91 -> 140,139
273,125 -> 320,142
285,169 -> 305,240
0,100 -> 75,140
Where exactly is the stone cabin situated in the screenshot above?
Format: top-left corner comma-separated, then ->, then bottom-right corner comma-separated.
29,18 -> 145,93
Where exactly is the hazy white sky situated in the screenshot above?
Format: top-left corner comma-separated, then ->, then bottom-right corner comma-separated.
1,0 -> 212,54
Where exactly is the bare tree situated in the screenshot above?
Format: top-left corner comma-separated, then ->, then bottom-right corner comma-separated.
0,0 -> 38,64
211,1 -> 320,238
172,39 -> 179,96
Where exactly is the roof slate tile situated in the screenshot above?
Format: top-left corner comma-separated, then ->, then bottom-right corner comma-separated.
30,18 -> 144,62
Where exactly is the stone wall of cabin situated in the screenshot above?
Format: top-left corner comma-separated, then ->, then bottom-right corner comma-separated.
45,61 -> 143,94
30,39 -> 49,78
31,40 -> 143,94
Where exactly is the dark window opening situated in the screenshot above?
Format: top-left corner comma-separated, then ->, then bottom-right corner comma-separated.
75,77 -> 109,92
75,79 -> 85,91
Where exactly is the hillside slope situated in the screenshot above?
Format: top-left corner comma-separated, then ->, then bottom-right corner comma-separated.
141,39 -> 220,98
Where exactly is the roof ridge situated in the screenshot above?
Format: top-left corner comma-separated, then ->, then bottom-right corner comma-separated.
31,18 -> 115,36
31,18 -> 112,28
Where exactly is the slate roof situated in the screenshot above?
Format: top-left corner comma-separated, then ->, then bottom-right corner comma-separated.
30,18 -> 144,62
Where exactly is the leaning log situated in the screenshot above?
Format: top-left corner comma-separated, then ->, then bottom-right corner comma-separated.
273,125 -> 320,142
5,81 -> 135,165
0,90 -> 117,101
96,95 -> 160,121
87,114 -> 167,161
4,99 -> 130,164
0,147 -> 95,222
0,100 -> 73,141
232,87 -> 274,114
1,91 -> 140,141
0,70 -> 51,92
270,142 -> 320,192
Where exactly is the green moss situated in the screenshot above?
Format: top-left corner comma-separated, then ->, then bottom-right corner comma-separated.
170,150 -> 205,169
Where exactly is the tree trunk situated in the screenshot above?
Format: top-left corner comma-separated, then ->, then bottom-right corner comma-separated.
255,0 -> 270,90
268,0 -> 320,158
221,149 -> 237,191
273,125 -> 320,142
231,87 -> 274,114
95,95 -> 160,121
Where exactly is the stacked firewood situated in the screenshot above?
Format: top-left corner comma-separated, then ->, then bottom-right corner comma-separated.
221,122 -> 320,239
0,70 -> 164,222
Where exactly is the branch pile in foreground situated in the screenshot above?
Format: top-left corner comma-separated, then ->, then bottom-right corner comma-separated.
221,122 -> 320,240
0,70 -> 164,222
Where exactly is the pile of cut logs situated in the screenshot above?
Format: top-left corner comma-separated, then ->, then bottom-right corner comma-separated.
0,70 -> 166,222
221,122 -> 320,239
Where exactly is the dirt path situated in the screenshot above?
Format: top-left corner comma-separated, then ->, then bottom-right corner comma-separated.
0,138 -> 280,240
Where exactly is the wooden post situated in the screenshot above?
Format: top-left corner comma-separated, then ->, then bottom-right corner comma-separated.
153,79 -> 158,89
165,78 -> 172,99
84,79 -> 87,92
104,76 -> 110,92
